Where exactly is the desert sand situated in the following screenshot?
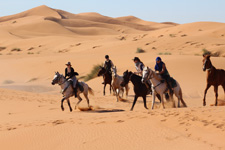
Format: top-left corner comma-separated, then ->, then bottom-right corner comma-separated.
0,5 -> 225,150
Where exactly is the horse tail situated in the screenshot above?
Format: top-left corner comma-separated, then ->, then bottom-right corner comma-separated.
88,86 -> 94,96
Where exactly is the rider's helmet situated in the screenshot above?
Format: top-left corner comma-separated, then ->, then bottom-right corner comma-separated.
156,57 -> 161,62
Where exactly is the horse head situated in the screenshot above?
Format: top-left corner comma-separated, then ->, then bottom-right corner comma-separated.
202,54 -> 212,71
97,66 -> 106,76
142,67 -> 151,83
52,72 -> 63,85
121,70 -> 131,87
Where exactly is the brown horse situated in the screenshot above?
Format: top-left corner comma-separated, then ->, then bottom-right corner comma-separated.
202,54 -> 225,106
98,67 -> 112,95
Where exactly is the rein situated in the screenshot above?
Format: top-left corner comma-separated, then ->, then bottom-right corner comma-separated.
146,69 -> 161,90
58,75 -> 67,85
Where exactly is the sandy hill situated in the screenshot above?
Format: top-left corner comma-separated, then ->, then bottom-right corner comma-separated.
0,5 -> 224,56
0,5 -> 62,22
0,5 -> 176,36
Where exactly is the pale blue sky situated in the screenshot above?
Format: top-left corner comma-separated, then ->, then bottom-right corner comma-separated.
0,0 -> 225,24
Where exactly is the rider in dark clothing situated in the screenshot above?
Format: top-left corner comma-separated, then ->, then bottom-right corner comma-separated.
104,55 -> 114,72
65,62 -> 79,98
102,55 -> 114,84
155,57 -> 173,94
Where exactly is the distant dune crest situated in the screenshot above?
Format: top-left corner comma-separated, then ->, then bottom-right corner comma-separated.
0,5 -> 224,56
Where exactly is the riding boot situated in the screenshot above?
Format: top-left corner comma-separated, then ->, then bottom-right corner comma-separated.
74,88 -> 77,98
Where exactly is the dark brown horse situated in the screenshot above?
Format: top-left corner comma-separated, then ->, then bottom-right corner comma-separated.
120,70 -> 150,111
202,54 -> 225,106
98,67 -> 112,95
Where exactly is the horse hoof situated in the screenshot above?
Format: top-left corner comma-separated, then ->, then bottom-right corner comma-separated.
61,108 -> 64,111
70,109 -> 73,112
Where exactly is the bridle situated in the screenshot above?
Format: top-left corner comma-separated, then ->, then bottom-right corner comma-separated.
146,69 -> 154,80
145,68 -> 161,91
56,74 -> 66,85
203,59 -> 212,71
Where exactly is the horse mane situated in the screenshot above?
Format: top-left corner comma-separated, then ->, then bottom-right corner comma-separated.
127,71 -> 142,81
145,67 -> 162,81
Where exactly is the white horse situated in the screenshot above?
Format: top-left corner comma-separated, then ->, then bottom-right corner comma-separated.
112,66 -> 129,101
142,67 -> 187,109
52,72 -> 94,112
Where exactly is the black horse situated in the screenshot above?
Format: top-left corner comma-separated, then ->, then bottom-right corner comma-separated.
98,67 -> 112,95
120,70 -> 149,111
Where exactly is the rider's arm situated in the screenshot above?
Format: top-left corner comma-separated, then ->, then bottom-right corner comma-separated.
159,64 -> 166,74
111,60 -> 114,68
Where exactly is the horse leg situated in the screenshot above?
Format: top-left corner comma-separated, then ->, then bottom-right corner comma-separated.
115,88 -> 119,102
112,85 -> 116,96
151,91 -> 156,110
214,85 -> 218,106
142,96 -> 148,110
67,99 -> 72,112
117,88 -> 121,101
125,84 -> 129,98
61,98 -> 65,111
156,94 -> 161,103
131,95 -> 138,111
103,84 -> 106,96
110,84 -> 112,94
83,93 -> 90,108
161,94 -> 165,109
121,88 -> 124,98
203,84 -> 211,106
75,96 -> 83,109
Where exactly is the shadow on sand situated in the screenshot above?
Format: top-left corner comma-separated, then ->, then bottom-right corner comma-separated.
78,106 -> 125,113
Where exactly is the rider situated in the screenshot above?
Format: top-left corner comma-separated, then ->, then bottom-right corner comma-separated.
65,62 -> 79,98
133,57 -> 151,93
133,57 -> 144,76
154,57 -> 173,94
102,55 -> 114,84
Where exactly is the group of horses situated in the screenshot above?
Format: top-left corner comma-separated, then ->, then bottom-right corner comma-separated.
52,54 -> 225,112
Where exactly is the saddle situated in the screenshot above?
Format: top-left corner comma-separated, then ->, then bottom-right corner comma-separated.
68,80 -> 84,92
160,77 -> 177,88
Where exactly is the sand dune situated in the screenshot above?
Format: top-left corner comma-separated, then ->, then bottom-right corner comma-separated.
0,5 -> 225,150
0,5 -> 61,23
